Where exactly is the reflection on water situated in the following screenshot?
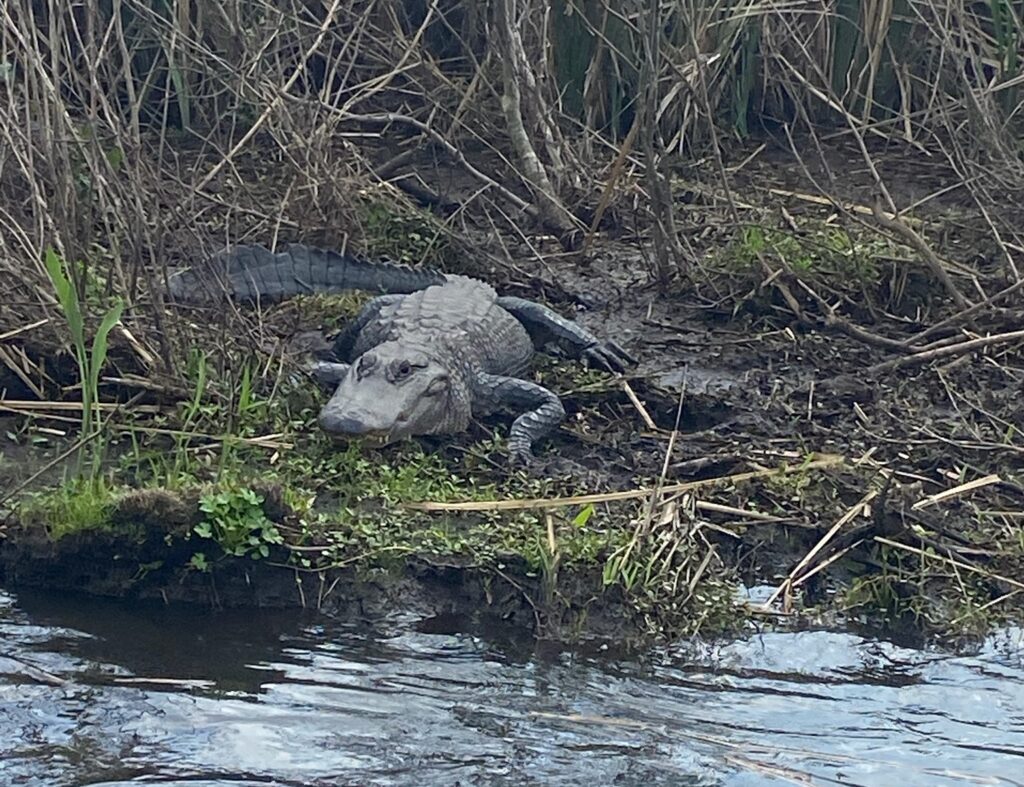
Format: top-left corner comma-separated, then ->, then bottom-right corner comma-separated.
1,587 -> 1023,786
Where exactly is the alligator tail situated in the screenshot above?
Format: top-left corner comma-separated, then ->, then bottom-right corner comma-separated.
166,243 -> 447,304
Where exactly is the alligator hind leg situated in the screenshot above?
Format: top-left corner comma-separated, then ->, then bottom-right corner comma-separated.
475,373 -> 566,464
496,296 -> 636,373
332,294 -> 405,361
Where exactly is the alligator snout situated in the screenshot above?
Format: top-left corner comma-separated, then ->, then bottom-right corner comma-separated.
319,399 -> 399,435
318,409 -> 387,436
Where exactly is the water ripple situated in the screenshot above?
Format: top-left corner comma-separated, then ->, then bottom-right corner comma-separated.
1,589 -> 1023,786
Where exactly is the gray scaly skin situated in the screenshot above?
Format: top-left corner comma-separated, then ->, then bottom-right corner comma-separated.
166,243 -> 446,303
167,243 -> 636,465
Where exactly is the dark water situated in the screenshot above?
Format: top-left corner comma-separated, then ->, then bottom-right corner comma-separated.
2,588 -> 1024,786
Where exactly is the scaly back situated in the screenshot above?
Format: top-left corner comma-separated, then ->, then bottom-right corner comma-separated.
356,276 -> 535,377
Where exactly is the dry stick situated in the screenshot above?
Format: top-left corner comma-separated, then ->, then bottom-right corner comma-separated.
791,540 -> 866,589
695,500 -> 796,523
621,379 -> 658,431
905,276 -> 1024,346
493,0 -> 576,238
911,473 -> 1002,510
862,328 -> 1024,376
193,0 -> 343,193
580,119 -> 640,258
766,187 -> 918,225
871,199 -> 971,310
792,280 -> 919,353
405,455 -> 844,513
0,318 -> 49,342
764,486 -> 879,609
913,331 -> 988,355
0,400 -> 163,413
0,346 -> 45,399
822,312 -> 919,353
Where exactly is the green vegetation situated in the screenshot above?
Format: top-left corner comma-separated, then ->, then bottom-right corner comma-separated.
194,487 -> 283,564
19,478 -> 118,541
722,222 -> 890,284
358,196 -> 451,267
43,249 -> 124,480
836,538 -> 1024,647
280,293 -> 373,334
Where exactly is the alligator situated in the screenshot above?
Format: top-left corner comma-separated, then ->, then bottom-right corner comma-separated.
167,243 -> 635,465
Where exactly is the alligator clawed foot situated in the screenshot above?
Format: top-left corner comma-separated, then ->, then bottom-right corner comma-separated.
509,450 -> 592,481
508,447 -> 537,473
507,447 -> 559,478
583,340 -> 637,374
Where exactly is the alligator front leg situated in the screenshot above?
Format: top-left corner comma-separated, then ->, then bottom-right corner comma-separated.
475,373 -> 566,465
332,294 -> 406,361
495,296 -> 636,373
310,361 -> 350,387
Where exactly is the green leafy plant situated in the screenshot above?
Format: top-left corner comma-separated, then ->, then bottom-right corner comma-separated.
189,552 -> 211,572
43,248 -> 124,479
360,197 -> 447,265
195,487 -> 283,561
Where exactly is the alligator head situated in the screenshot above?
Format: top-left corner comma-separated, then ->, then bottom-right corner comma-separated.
317,341 -> 463,446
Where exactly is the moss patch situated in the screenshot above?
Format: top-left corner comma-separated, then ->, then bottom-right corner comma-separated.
722,221 -> 890,283
356,192 -> 452,266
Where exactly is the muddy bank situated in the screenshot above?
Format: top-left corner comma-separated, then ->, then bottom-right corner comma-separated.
3,138 -> 1023,652
0,483 -> 659,649
3,251 -> 1023,650
5,268 -> 1022,651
